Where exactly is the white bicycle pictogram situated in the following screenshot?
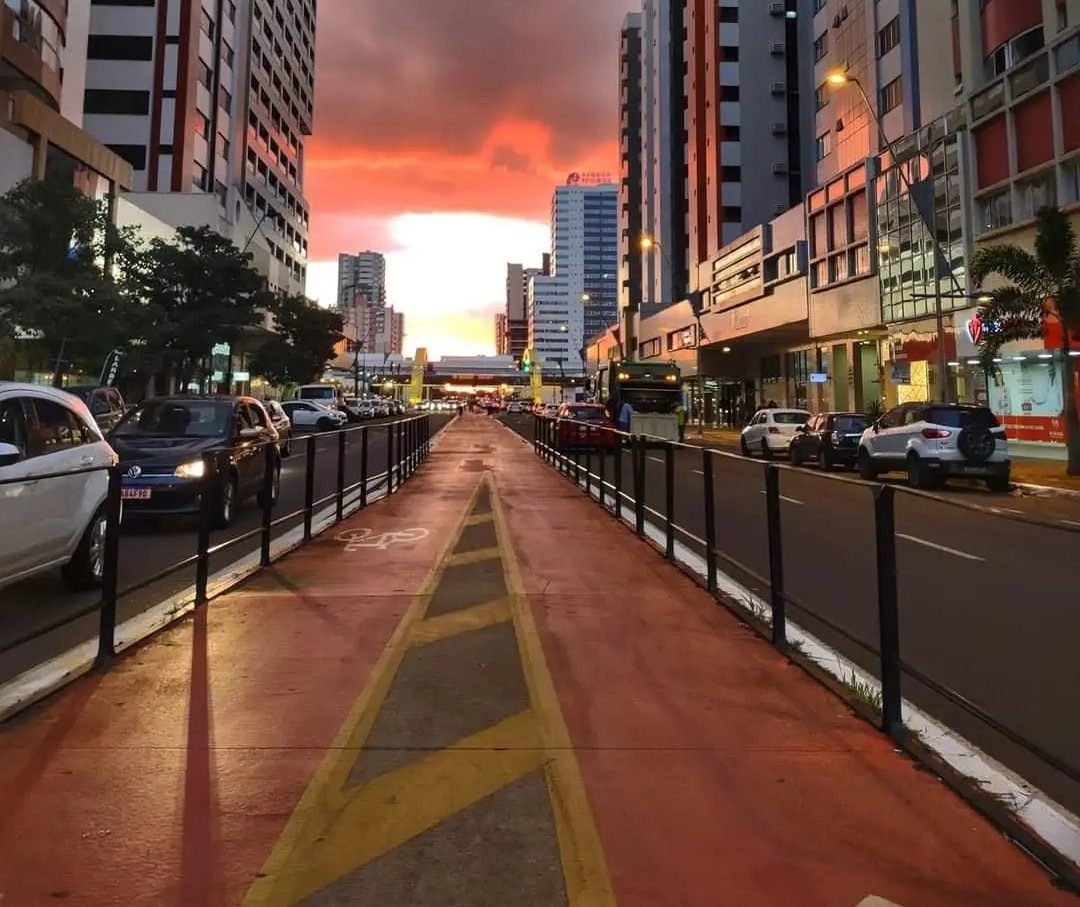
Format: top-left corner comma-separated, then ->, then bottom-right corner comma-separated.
335,527 -> 430,550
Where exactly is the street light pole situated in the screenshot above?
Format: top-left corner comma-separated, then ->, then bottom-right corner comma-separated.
828,71 -> 964,404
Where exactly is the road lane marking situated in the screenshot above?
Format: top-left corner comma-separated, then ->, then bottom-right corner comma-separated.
758,490 -> 804,505
897,533 -> 984,561
648,455 -> 665,464
1063,519 -> 1080,527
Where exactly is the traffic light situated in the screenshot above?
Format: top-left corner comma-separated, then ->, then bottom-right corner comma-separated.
521,360 -> 530,373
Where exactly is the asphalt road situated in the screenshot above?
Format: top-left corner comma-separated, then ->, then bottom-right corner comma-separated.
500,414 -> 1080,817
0,414 -> 453,687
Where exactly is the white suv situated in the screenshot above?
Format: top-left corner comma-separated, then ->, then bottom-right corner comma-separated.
857,402 -> 1010,491
0,383 -> 119,591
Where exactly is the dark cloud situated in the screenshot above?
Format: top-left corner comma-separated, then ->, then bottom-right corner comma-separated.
314,0 -> 629,163
489,144 -> 534,173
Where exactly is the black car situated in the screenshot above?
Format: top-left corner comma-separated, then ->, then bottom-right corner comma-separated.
790,411 -> 869,470
108,396 -> 281,527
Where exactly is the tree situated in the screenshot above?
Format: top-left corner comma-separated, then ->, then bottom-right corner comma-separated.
0,177 -> 142,384
249,292 -> 343,387
971,206 -> 1080,475
131,225 -> 266,390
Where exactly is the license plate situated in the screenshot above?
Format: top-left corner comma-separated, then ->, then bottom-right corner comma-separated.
122,487 -> 152,500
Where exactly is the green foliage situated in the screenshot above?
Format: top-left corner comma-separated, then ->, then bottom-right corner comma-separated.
971,205 -> 1080,473
0,178 -> 141,379
250,292 -> 343,386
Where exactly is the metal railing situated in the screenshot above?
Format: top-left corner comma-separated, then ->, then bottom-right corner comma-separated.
529,414 -> 1080,818
0,415 -> 435,672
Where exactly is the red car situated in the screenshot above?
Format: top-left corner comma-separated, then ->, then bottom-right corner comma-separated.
554,403 -> 615,450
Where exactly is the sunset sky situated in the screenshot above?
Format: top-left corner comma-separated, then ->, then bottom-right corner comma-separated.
303,0 -> 630,358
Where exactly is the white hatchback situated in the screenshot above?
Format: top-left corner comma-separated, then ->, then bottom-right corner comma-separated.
740,408 -> 812,459
0,383 -> 118,591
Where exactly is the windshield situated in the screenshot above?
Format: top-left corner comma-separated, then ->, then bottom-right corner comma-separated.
567,407 -> 606,422
299,387 -> 336,401
834,415 -> 867,433
114,400 -> 229,438
771,411 -> 810,424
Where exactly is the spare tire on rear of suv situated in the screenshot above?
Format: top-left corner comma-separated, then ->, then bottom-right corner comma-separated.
957,423 -> 995,464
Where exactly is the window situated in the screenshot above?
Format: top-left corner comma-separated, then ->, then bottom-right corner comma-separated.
0,399 -> 28,455
106,143 -> 147,170
86,34 -> 153,60
200,8 -> 214,38
814,32 -> 828,62
222,42 -> 234,67
83,88 -> 150,115
878,17 -> 900,56
720,85 -> 739,102
815,131 -> 832,160
879,77 -> 902,113
977,189 -> 1011,233
27,399 -> 92,457
1016,171 -> 1056,221
193,161 -> 208,191
718,5 -> 737,22
720,165 -> 741,181
815,82 -> 829,110
814,0 -> 826,11
197,60 -> 212,89
194,112 -> 210,137
720,125 -> 740,141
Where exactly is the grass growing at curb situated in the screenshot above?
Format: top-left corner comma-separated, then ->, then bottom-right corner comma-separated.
841,670 -> 884,711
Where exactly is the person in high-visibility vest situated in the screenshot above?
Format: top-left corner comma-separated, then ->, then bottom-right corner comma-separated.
675,401 -> 687,441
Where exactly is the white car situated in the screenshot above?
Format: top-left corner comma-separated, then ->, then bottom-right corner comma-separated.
0,383 -> 118,591
739,408 -> 811,459
281,400 -> 348,431
505,401 -> 524,414
857,402 -> 1010,490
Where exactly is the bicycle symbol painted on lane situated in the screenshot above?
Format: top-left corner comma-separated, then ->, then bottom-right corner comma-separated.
335,527 -> 430,551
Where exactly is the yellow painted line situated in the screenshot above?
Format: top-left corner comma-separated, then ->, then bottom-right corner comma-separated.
488,475 -> 618,906
247,711 -> 546,907
463,512 -> 495,526
407,595 -> 512,647
240,472 -> 487,907
444,545 -> 501,566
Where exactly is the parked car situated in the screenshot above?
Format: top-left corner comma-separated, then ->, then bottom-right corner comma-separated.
739,408 -> 811,459
66,385 -> 127,433
789,411 -> 869,471
857,402 -> 1010,491
341,396 -> 368,422
553,403 -> 615,451
264,399 -> 293,456
281,400 -> 348,431
505,401 -> 525,415
108,396 -> 281,528
0,382 -> 118,591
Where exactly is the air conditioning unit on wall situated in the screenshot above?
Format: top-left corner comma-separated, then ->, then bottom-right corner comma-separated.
769,81 -> 786,95
768,1 -> 785,15
769,41 -> 785,55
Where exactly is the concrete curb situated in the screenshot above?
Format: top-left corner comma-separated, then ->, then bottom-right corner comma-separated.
0,417 -> 458,723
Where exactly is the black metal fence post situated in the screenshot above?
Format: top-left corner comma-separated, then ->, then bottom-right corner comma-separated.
874,484 -> 903,736
94,466 -> 123,666
360,426 -> 369,507
584,443 -> 592,497
424,414 -> 431,457
613,434 -> 623,520
260,441 -> 274,566
409,418 -> 417,475
533,414 -> 539,453
195,450 -> 217,605
386,421 -> 395,493
764,464 -> 786,647
664,442 -> 675,561
398,420 -> 406,480
335,429 -> 346,521
633,436 -> 645,537
303,434 -> 316,540
598,438 -> 607,507
702,449 -> 718,593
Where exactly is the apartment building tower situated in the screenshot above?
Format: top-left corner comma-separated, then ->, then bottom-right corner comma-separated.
81,0 -> 315,291
618,13 -> 645,357
494,312 -> 509,355
505,258 -> 547,362
685,0 -> 814,290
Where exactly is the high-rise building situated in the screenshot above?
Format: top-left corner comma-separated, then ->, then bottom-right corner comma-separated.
80,0 -> 315,293
505,261 -> 545,362
550,181 -> 619,343
388,309 -> 405,355
685,0 -> 814,288
494,313 -> 509,355
0,0 -> 132,198
338,251 -> 388,348
618,13 -> 645,357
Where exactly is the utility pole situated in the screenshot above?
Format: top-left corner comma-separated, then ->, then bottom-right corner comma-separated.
352,341 -> 363,397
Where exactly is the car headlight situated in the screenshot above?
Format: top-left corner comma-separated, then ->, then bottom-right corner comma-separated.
174,459 -> 206,479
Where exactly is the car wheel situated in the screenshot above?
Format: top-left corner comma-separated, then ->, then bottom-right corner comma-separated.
986,473 -> 1011,493
740,436 -> 752,457
790,445 -> 802,466
818,449 -> 832,472
760,439 -> 773,460
906,453 -> 932,490
61,504 -> 108,591
257,460 -> 281,508
316,417 -> 333,431
214,473 -> 239,529
857,449 -> 877,481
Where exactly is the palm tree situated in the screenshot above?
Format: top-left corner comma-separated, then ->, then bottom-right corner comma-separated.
971,206 -> 1080,475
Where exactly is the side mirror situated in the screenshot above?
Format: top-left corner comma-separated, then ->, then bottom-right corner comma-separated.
0,441 -> 24,467
238,426 -> 262,440
800,424 -> 810,433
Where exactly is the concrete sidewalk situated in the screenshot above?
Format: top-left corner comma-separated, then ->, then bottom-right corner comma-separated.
0,415 -> 1073,906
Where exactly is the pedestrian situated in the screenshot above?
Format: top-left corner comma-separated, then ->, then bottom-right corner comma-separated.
617,399 -> 634,433
675,400 -> 687,441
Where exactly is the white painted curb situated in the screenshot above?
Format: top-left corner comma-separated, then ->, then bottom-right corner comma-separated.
0,418 -> 457,721
517,426 -> 1080,871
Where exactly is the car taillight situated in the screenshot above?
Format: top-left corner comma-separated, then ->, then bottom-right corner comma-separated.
768,426 -> 781,434
921,428 -> 950,439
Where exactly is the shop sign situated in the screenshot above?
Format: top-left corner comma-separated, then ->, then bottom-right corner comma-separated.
891,363 -> 912,384
809,373 -> 828,383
